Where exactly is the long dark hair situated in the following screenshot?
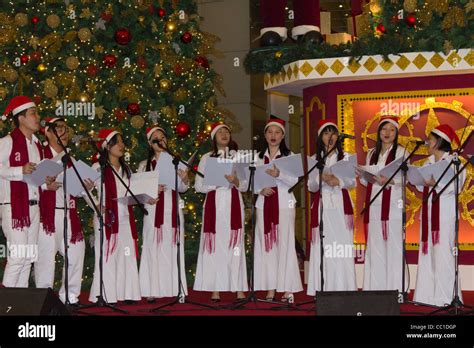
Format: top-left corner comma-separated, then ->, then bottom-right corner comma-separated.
371,121 -> 399,164
258,129 -> 291,159
210,135 -> 239,158
431,133 -> 452,153
103,133 -> 131,179
145,129 -> 167,171
316,125 -> 344,162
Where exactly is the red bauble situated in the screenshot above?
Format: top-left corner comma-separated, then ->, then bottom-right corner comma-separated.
376,23 -> 386,34
20,55 -> 29,64
114,108 -> 126,121
33,95 -> 42,105
30,51 -> 42,61
193,164 -> 198,172
174,64 -> 183,76
86,64 -> 99,77
100,12 -> 112,21
406,13 -> 416,27
137,56 -> 147,69
181,32 -> 193,44
115,28 -> 132,45
157,8 -> 166,17
195,56 -> 210,69
391,15 -> 399,24
31,16 -> 39,25
175,121 -> 191,138
103,54 -> 117,68
127,103 -> 140,115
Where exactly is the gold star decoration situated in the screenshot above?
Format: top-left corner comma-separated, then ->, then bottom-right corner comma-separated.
95,105 -> 106,119
29,36 -> 40,50
80,8 -> 92,19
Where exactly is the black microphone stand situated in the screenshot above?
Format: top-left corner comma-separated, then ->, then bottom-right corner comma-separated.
148,145 -> 219,313
428,154 -> 474,315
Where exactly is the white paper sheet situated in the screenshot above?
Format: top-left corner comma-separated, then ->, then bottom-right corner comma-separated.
63,160 -> 101,197
116,171 -> 159,205
327,154 -> 357,181
272,154 -> 304,178
22,159 -> 64,187
155,152 -> 187,187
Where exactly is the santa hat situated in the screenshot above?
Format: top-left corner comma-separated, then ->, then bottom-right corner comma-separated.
42,117 -> 64,134
210,121 -> 230,140
146,125 -> 166,140
317,119 -> 338,136
96,128 -> 120,150
431,124 -> 460,146
378,115 -> 399,129
2,96 -> 36,120
264,118 -> 286,134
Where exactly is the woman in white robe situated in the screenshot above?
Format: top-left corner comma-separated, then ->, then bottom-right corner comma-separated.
253,118 -> 303,302
359,116 -> 408,292
414,124 -> 466,306
307,120 -> 356,295
138,126 -> 189,302
194,122 -> 248,302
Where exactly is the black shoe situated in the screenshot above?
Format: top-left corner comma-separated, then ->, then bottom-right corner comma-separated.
211,298 -> 221,303
146,298 -> 156,304
124,300 -> 137,305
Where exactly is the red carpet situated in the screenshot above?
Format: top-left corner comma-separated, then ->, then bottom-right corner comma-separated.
74,289 -> 474,316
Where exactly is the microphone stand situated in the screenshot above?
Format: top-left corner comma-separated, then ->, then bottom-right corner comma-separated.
148,145 -> 219,313
428,154 -> 474,315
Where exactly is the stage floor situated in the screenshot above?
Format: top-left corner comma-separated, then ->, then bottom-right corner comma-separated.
74,289 -> 474,316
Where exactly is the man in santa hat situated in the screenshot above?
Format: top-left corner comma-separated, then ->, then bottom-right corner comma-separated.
0,96 -> 44,287
259,0 -> 323,46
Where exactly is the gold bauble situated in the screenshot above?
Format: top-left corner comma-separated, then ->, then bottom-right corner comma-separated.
0,86 -> 8,100
78,92 -> 89,102
5,68 -> 19,82
66,56 -> 79,70
138,15 -> 145,23
187,203 -> 195,211
159,79 -> 171,90
173,87 -> 188,103
14,13 -> 28,26
44,84 -> 58,98
165,20 -> 177,32
153,64 -> 162,77
46,14 -> 60,29
204,121 -> 213,133
37,64 -> 47,72
130,115 -> 145,129
275,51 -> 283,59
78,27 -> 92,42
79,123 -> 88,131
369,0 -> 382,14
403,0 -> 418,13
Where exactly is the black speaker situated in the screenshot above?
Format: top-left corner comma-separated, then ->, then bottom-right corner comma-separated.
316,290 -> 400,316
0,288 -> 70,316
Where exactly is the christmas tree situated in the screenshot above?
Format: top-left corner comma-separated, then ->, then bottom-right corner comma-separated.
0,0 -> 232,287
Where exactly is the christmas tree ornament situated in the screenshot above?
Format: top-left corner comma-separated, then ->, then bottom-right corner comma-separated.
165,20 -> 177,32
14,13 -> 28,26
30,51 -> 41,61
403,0 -> 417,13
405,13 -> 416,27
103,54 -> 117,67
20,54 -> 29,64
159,79 -> 171,90
66,56 -> 79,70
175,121 -> 191,137
37,63 -> 47,72
46,14 -> 60,29
31,16 -> 39,25
181,31 -> 193,43
78,27 -> 92,42
157,8 -> 166,18
195,56 -> 209,69
115,27 -> 132,45
127,102 -> 141,115
86,64 -> 98,77
131,115 -> 145,129
376,23 -> 386,34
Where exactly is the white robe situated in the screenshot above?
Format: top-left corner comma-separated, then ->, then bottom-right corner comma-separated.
85,163 -> 141,303
307,151 -> 357,295
137,158 -> 188,298
361,145 -> 408,291
413,152 -> 466,306
193,152 -> 248,292
253,150 -> 303,293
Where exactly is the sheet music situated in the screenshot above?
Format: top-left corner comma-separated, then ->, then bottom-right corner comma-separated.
64,160 -> 100,197
22,159 -> 64,187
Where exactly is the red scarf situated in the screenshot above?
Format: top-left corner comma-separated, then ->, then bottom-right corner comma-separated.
104,165 -> 138,260
9,128 -> 43,230
421,186 -> 440,254
310,152 -> 354,244
363,149 -> 395,242
203,186 -> 242,254
39,145 -> 83,244
263,155 -> 280,252
150,159 -> 177,245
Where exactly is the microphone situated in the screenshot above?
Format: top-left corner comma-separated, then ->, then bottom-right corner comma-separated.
40,120 -> 57,129
252,135 -> 260,142
338,132 -> 355,140
152,139 -> 167,149
413,140 -> 426,145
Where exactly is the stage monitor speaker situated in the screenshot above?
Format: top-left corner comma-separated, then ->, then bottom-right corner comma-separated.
316,290 -> 400,316
0,288 -> 70,316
